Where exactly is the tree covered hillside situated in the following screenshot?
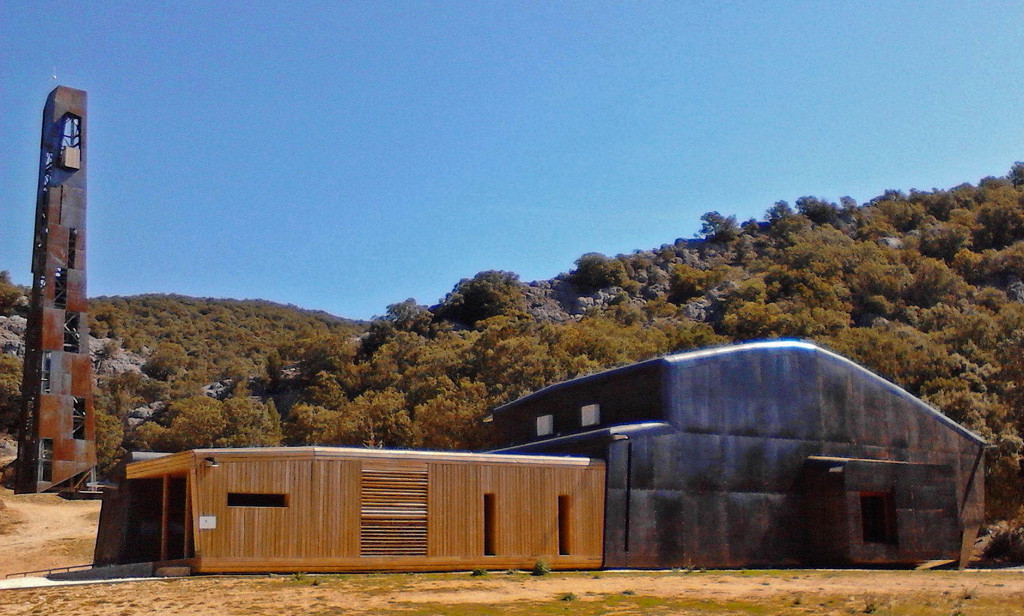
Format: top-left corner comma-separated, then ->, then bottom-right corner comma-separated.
269,164 -> 1024,518
2,164 -> 1024,518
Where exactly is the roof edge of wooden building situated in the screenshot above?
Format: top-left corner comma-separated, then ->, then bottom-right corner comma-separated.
125,446 -> 603,479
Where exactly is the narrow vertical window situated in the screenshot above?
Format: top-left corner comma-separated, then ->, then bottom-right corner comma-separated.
41,351 -> 52,394
483,493 -> 496,556
63,312 -> 80,353
58,114 -> 81,170
67,229 -> 78,269
37,438 -> 53,483
536,414 -> 553,437
54,268 -> 68,308
61,114 -> 81,148
581,403 -> 600,427
557,495 -> 572,555
72,397 -> 86,440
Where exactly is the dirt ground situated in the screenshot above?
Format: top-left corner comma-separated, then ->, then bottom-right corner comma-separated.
1,569 -> 1023,616
0,458 -> 101,578
1,458 -> 1022,615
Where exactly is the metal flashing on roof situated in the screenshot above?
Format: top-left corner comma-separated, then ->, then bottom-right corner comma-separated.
124,446 -> 600,477
488,421 -> 675,454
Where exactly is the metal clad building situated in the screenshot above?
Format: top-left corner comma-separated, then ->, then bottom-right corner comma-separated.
15,86 -> 97,493
490,340 -> 986,568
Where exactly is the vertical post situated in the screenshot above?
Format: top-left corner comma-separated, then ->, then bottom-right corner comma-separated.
189,466 -> 202,558
183,474 -> 193,558
160,475 -> 170,562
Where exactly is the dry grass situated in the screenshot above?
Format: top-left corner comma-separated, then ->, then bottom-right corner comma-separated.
2,569 -> 1023,616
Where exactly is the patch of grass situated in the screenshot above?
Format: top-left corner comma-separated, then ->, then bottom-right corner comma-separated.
470,568 -> 487,577
531,560 -> 551,576
559,593 -> 576,601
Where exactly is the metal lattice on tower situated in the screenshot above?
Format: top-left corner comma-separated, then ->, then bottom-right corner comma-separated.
15,86 -> 97,494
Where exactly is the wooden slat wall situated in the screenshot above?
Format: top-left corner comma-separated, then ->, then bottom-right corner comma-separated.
174,450 -> 605,572
195,459 -> 311,560
308,459 -> 361,558
360,466 -> 428,556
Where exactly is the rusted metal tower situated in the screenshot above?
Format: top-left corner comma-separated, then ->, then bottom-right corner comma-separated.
14,86 -> 97,493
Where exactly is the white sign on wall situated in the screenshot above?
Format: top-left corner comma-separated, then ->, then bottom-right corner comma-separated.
198,515 -> 217,530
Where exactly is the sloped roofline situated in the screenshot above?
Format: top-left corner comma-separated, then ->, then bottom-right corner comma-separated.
492,339 -> 987,447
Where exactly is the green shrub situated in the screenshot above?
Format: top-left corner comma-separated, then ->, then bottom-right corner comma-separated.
531,560 -> 551,576
569,253 -> 627,293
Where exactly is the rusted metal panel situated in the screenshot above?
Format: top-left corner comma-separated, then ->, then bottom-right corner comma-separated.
15,86 -> 96,493
40,307 -> 64,350
70,355 -> 92,396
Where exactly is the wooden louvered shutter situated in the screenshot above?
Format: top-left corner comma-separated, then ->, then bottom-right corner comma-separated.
360,467 -> 428,556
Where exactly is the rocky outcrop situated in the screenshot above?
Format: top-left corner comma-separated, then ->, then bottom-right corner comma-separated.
1,314 -> 145,377
0,316 -> 26,357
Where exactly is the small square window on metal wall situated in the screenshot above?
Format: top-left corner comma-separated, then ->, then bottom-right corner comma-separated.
536,414 -> 554,436
581,403 -> 600,427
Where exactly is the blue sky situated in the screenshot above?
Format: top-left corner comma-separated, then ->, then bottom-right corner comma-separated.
2,2 -> 1022,320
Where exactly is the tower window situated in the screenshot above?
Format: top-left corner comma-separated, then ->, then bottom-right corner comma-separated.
38,438 -> 53,483
536,414 -> 553,437
54,268 -> 68,308
67,229 -> 78,269
58,114 -> 81,170
581,403 -> 600,427
72,397 -> 86,439
41,351 -> 52,394
63,312 -> 81,353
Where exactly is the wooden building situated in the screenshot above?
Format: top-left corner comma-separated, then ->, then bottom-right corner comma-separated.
94,447 -> 605,573
489,340 -> 987,568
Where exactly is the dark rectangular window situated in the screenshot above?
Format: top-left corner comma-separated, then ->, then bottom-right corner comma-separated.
72,397 -> 86,439
63,312 -> 80,353
67,229 -> 78,269
483,493 -> 496,556
558,495 -> 572,555
227,492 -> 288,508
860,493 -> 896,545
